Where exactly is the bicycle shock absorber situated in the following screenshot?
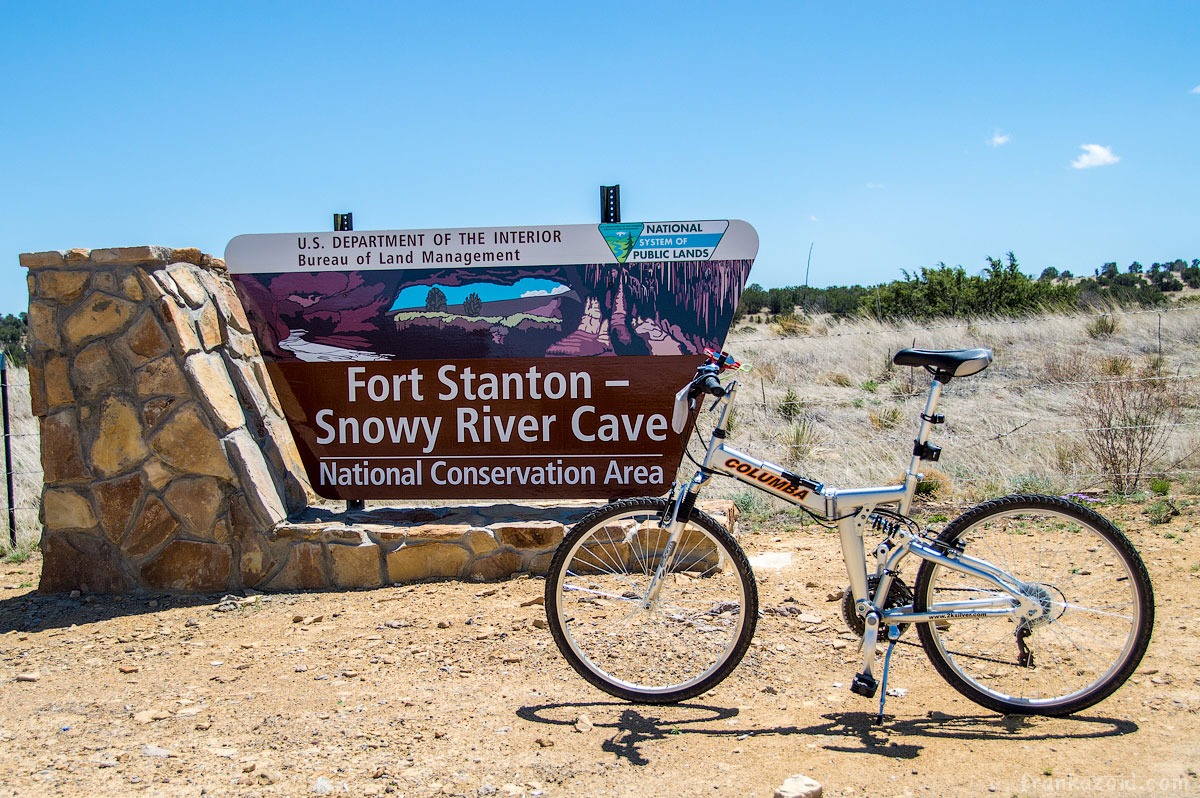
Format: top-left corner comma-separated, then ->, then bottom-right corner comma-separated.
676,489 -> 698,523
869,514 -> 901,536
660,485 -> 699,527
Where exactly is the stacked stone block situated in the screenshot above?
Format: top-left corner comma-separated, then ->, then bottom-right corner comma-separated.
266,506 -> 578,591
22,246 -> 309,593
263,500 -> 736,591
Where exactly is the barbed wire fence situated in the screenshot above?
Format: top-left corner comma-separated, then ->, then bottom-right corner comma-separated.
716,305 -> 1200,498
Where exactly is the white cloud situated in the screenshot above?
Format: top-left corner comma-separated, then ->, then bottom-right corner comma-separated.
988,130 -> 1011,147
866,182 -> 885,190
1192,85 -> 1200,94
810,215 -> 821,222
1071,144 -> 1120,169
521,285 -> 569,298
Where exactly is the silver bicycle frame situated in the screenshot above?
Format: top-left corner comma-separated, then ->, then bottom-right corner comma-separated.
657,377 -> 1037,628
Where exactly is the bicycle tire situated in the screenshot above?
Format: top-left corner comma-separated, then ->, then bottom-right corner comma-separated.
914,494 -> 1153,716
544,497 -> 758,704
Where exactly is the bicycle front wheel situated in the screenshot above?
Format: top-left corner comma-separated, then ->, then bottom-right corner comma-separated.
545,498 -> 758,703
915,494 -> 1153,715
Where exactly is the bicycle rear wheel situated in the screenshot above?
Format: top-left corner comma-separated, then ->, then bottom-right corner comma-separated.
545,498 -> 758,703
915,494 -> 1153,715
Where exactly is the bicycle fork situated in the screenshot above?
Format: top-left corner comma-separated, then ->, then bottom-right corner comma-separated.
643,480 -> 704,608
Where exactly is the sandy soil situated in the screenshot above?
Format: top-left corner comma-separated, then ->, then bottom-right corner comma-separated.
1,501 -> 1197,798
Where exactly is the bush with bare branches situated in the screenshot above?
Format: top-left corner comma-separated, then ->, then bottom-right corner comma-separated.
1077,373 -> 1183,493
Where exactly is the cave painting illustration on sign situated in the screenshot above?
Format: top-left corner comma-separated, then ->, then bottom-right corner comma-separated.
225,221 -> 758,500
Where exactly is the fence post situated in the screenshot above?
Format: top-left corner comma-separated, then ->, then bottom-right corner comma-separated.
1,352 -> 14,547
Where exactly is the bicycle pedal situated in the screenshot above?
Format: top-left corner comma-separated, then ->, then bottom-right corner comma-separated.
850,673 -> 878,698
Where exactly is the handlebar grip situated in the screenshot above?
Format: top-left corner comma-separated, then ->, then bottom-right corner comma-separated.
699,375 -> 725,398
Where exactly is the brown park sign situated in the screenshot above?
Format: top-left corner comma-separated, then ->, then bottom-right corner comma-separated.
225,220 -> 758,499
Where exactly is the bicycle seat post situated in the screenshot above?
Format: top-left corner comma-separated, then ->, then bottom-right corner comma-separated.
900,377 -> 946,516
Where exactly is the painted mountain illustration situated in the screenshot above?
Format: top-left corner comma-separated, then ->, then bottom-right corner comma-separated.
232,259 -> 754,362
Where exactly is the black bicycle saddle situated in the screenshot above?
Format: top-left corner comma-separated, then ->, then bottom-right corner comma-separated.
892,348 -> 993,379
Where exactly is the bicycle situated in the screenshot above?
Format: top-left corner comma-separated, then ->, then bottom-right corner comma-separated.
544,347 -> 1154,720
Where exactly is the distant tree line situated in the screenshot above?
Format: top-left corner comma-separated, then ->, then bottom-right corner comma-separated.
736,254 -> 1199,323
0,314 -> 26,367
1068,258 -> 1198,307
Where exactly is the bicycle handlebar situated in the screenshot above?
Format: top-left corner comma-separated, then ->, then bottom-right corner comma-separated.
671,362 -> 732,434
691,373 -> 725,399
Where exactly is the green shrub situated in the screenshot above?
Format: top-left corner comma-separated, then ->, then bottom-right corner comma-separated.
1086,315 -> 1120,339
914,467 -> 951,498
1149,477 -> 1172,496
784,418 -> 823,467
777,388 -> 802,422
1146,498 -> 1180,525
1099,355 -> 1131,376
861,254 -> 1079,320
731,491 -> 771,521
1013,474 -> 1057,494
1142,354 -> 1167,377
0,313 -> 27,368
772,314 -> 809,337
3,542 -> 35,564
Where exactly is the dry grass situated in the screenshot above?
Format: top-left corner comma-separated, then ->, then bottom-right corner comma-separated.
698,307 -> 1200,504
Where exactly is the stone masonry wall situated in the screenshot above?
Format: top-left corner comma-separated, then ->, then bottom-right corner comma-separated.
22,246 -> 309,593
21,245 -> 738,594
264,499 -> 736,591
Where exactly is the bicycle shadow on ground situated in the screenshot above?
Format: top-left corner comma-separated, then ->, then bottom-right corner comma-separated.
515,701 -> 1139,766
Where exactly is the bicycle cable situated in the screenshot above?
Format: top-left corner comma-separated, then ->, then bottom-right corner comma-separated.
682,391 -> 847,530
682,400 -> 709,472
867,506 -> 921,535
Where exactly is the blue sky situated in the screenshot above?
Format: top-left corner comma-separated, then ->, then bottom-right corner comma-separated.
392,278 -> 568,310
2,2 -> 1197,317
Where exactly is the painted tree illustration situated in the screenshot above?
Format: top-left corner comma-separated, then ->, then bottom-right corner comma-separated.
425,286 -> 447,312
462,291 -> 483,317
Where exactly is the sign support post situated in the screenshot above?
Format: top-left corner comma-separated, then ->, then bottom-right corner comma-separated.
334,211 -> 364,513
600,185 -> 620,224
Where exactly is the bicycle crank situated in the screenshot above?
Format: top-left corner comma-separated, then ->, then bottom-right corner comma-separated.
841,575 -> 913,640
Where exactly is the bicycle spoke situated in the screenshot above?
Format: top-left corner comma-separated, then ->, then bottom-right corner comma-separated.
548,502 -> 755,701
917,497 -> 1151,714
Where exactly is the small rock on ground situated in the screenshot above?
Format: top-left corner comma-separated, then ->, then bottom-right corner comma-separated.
775,774 -> 822,798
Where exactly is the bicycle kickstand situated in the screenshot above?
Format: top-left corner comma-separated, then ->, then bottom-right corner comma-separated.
875,627 -> 900,726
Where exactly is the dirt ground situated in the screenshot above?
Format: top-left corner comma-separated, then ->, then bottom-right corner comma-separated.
1,500 -> 1197,798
